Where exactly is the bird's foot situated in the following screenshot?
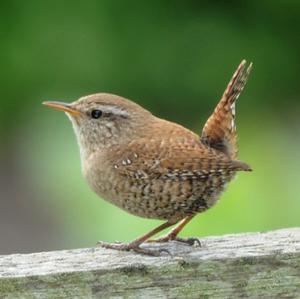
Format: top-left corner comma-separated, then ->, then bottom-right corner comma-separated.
147,235 -> 201,246
97,241 -> 170,256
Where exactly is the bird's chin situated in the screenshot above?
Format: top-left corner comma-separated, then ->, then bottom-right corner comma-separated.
66,113 -> 83,140
66,112 -> 81,125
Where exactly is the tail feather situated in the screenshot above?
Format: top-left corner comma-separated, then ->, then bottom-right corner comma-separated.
201,60 -> 252,159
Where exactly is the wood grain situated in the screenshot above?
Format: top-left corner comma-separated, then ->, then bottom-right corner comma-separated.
1,228 -> 300,298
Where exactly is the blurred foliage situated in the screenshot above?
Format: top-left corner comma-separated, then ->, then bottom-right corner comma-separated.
0,0 -> 299,253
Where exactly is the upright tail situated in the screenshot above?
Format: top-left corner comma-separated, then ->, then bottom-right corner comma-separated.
201,60 -> 252,160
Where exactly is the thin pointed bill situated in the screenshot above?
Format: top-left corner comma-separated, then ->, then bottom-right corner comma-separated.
42,101 -> 81,116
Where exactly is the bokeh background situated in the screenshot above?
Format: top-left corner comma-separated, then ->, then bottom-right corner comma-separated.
1,1 -> 299,254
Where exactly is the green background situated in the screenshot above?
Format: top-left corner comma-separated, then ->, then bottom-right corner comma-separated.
1,1 -> 299,254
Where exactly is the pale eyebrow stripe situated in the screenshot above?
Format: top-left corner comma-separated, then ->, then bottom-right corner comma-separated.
84,98 -> 130,117
102,106 -> 129,118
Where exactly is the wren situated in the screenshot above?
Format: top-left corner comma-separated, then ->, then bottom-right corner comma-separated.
43,60 -> 252,255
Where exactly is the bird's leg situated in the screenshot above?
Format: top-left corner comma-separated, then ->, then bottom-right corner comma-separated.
97,221 -> 175,256
147,215 -> 200,246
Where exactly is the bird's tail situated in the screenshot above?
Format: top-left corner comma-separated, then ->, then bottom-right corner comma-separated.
201,60 -> 252,160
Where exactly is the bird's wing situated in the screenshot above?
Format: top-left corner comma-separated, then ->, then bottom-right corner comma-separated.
110,138 -> 251,181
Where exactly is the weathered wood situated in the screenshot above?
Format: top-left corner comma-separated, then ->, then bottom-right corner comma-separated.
0,228 -> 300,298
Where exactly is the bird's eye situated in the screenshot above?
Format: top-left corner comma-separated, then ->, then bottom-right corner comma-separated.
91,110 -> 102,119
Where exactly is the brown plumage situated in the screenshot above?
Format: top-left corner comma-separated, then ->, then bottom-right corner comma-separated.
202,60 -> 252,159
43,60 -> 252,255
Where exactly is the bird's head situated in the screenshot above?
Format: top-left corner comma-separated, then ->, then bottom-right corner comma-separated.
43,93 -> 153,159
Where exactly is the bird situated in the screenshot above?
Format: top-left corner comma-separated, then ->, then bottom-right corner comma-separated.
43,60 -> 252,255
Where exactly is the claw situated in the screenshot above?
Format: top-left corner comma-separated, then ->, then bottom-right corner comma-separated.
175,237 -> 201,246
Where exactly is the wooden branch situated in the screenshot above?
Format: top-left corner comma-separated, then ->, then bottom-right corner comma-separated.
1,228 -> 300,298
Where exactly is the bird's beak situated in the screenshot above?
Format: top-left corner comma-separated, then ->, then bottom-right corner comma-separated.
42,101 -> 81,116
